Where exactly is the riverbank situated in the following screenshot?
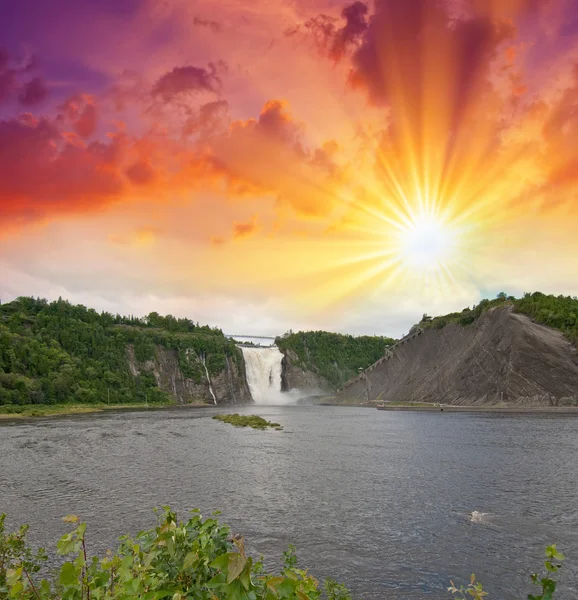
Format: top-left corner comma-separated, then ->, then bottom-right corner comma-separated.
376,404 -> 578,415
315,398 -> 578,414
0,401 -> 211,420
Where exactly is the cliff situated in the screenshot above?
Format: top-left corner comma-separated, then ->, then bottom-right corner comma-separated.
127,345 -> 252,405
280,349 -> 333,394
337,306 -> 578,406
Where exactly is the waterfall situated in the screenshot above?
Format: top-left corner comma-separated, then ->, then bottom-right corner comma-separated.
241,346 -> 286,404
200,353 -> 217,405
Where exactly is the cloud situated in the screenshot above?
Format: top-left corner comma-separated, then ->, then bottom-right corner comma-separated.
151,65 -> 221,102
286,1 -> 369,61
197,99 -> 343,217
233,215 -> 259,239
349,0 -> 516,111
0,116 -> 125,228
125,160 -> 156,185
183,99 -> 229,137
193,17 -> 222,33
18,77 -> 49,106
330,2 -> 369,60
0,48 -> 47,106
58,94 -> 99,138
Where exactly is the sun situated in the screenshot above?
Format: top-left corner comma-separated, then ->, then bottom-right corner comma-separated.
397,213 -> 458,273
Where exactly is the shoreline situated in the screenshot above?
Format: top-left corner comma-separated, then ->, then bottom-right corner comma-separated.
315,401 -> 578,415
375,405 -> 578,415
0,402 -> 212,421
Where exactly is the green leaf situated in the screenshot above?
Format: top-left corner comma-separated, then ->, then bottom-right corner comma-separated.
227,552 -> 247,584
59,562 -> 79,586
9,580 -> 24,596
6,568 -> 22,587
183,551 -> 197,569
209,553 -> 229,570
239,557 -> 253,591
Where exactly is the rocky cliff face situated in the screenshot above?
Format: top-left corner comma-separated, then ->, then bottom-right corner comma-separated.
337,306 -> 578,406
127,345 -> 252,405
281,349 -> 333,393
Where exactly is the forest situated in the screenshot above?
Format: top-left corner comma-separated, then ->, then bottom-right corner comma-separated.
0,297 -> 240,407
276,330 -> 396,388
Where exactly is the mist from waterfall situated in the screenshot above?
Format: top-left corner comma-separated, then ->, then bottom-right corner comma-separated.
241,346 -> 295,405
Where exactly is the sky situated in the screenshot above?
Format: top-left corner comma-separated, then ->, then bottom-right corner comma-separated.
1,0 -> 578,338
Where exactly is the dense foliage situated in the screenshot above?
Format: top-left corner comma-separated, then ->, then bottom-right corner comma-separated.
0,297 -> 241,407
275,331 -> 395,388
418,292 -> 578,346
0,510 -> 565,599
213,414 -> 283,430
0,509 -> 352,600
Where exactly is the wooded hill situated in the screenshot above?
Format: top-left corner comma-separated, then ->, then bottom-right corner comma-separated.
0,297 -> 241,407
276,330 -> 396,388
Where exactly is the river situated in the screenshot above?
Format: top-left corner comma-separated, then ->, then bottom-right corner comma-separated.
1,406 -> 577,599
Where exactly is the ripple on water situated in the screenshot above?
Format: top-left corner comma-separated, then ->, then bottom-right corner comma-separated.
1,407 -> 578,600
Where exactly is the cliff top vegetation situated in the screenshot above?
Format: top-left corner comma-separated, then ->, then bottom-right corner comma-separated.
415,292 -> 578,346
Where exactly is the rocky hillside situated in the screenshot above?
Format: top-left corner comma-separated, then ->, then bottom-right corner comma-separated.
280,349 -> 333,394
0,297 -> 251,406
337,306 -> 578,406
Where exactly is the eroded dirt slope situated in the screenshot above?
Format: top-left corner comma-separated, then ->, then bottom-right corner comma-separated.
337,307 -> 578,405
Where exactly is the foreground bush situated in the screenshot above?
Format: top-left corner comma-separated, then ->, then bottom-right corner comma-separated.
0,510 -> 565,599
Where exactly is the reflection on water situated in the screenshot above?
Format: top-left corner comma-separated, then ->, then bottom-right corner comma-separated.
1,406 -> 578,599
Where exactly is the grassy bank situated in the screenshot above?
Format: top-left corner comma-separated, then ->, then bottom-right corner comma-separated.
0,401 -> 211,419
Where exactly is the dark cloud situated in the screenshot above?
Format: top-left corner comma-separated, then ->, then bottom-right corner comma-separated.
287,2 -> 368,61
331,2 -> 369,60
193,17 -> 222,33
152,65 -> 221,102
18,77 -> 49,106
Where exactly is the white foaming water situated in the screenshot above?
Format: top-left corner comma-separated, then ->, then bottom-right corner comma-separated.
200,353 -> 217,405
241,346 -> 294,405
469,511 -> 490,524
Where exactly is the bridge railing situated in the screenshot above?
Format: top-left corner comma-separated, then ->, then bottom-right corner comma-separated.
225,334 -> 277,340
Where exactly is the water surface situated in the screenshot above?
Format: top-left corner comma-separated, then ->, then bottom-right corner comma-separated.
1,406 -> 577,599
